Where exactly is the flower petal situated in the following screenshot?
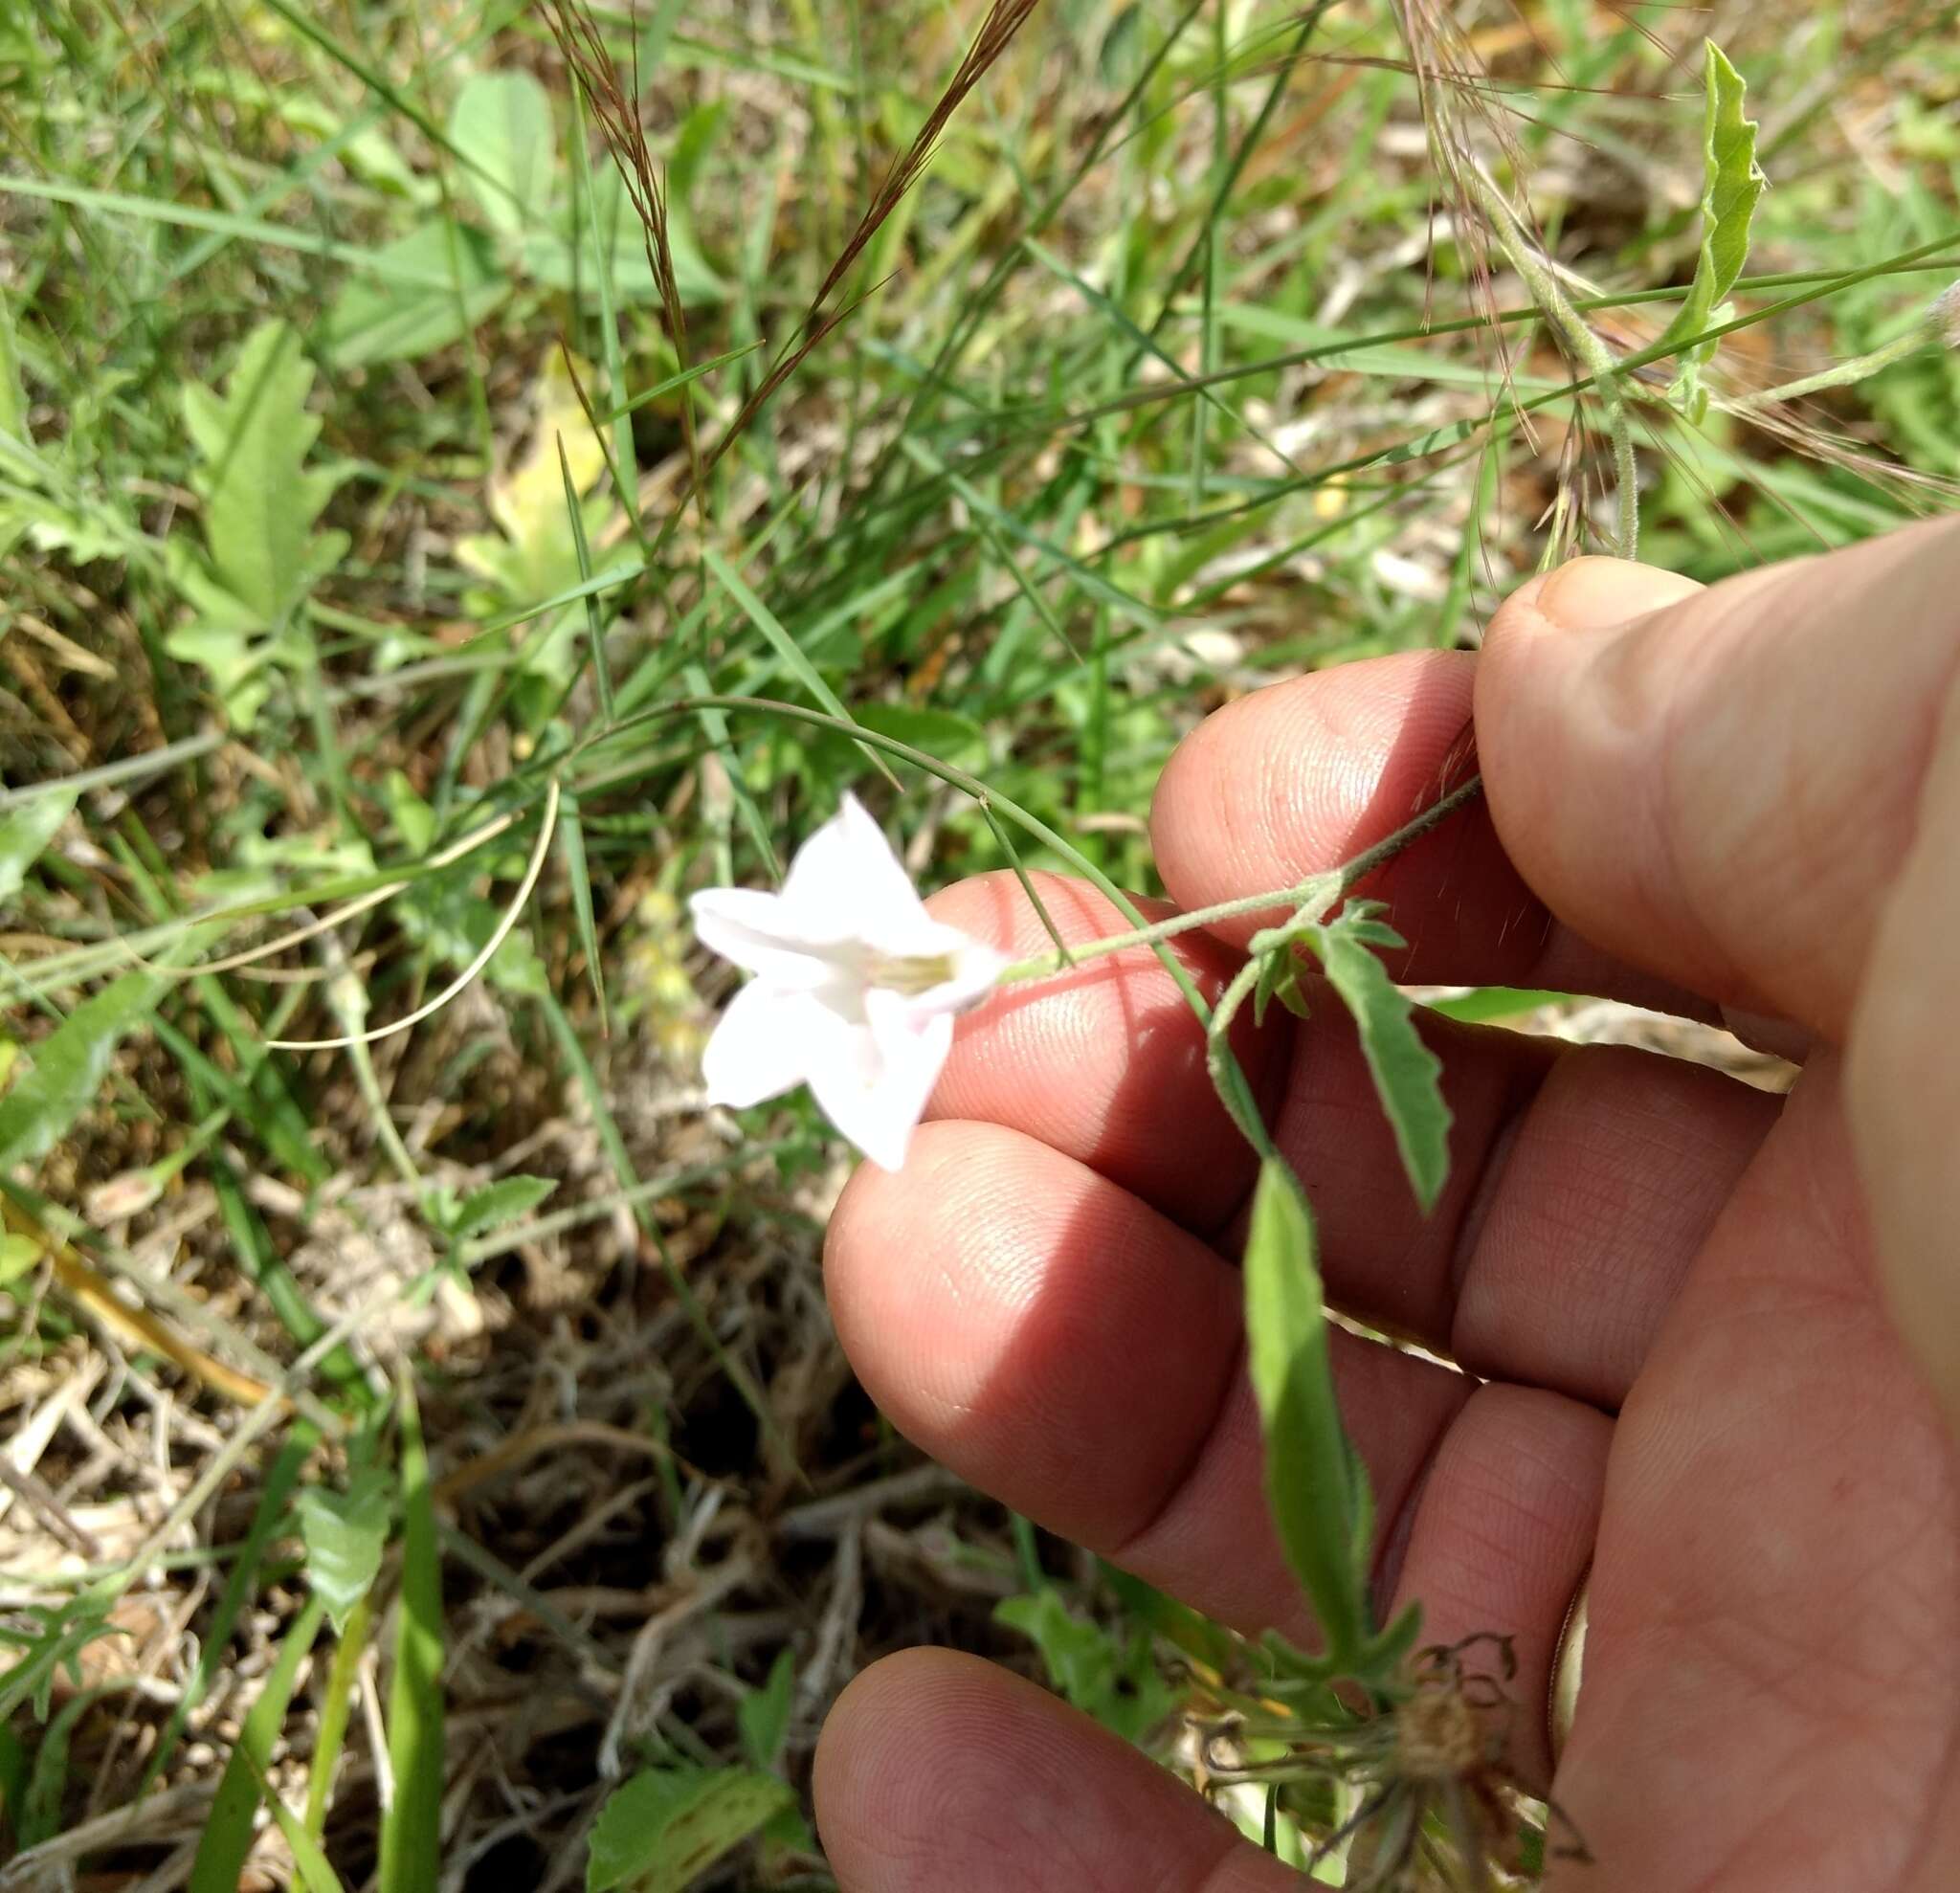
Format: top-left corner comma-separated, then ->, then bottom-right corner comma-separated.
807,994 -> 953,1172
700,980 -> 819,1107
689,887 -> 845,987
779,792 -> 927,945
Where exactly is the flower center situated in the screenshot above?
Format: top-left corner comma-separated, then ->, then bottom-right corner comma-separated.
865,950 -> 960,997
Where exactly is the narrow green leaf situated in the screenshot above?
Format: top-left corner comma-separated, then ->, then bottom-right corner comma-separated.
0,972 -> 162,1168
558,798 -> 611,1034
585,1766 -> 793,1893
453,1174 -> 559,1238
1242,1159 -> 1368,1666
0,790 -> 75,907
0,289 -> 26,445
556,433 -> 615,721
189,1594 -> 328,1893
1658,41 -> 1767,362
1424,986 -> 1570,1024
1301,912 -> 1453,1214
256,1760 -> 350,1893
701,544 -> 898,787
296,1469 -> 393,1632
449,71 -> 556,236
736,1649 -> 797,1772
140,1431 -> 314,1793
378,1376 -> 444,1893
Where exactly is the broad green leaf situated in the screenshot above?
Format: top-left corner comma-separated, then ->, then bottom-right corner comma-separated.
0,790 -> 75,908
295,1470 -> 393,1632
324,223 -> 509,368
1658,39 -> 1767,413
0,971 -> 163,1168
452,1174 -> 558,1238
181,320 -> 348,628
1242,1159 -> 1368,1665
736,1648 -> 797,1772
378,1378 -> 443,1893
449,71 -> 556,235
994,1590 -> 1176,1746
586,1766 -> 793,1893
1300,910 -> 1452,1214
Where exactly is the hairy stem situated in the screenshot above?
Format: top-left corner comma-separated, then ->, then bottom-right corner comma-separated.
1461,164 -> 1640,559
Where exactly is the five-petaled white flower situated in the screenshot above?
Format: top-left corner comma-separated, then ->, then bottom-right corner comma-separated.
689,793 -> 1009,1171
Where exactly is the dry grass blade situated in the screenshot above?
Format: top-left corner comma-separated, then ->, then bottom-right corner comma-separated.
546,0 -> 703,511
556,0 -> 1039,508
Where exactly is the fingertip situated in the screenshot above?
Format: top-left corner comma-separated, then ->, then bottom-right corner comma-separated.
815,1648 -> 1287,1893
1489,557 -> 1705,647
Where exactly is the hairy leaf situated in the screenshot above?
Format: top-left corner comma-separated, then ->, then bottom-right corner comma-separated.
586,1766 -> 793,1893
1300,909 -> 1452,1214
0,790 -> 75,908
452,1174 -> 558,1238
736,1648 -> 797,1772
295,1470 -> 393,1632
0,971 -> 162,1168
1659,40 -> 1768,413
1242,1159 -> 1369,1667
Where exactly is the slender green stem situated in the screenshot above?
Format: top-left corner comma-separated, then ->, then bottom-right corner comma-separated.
998,777 -> 1485,986
1461,166 -> 1639,559
1728,323 -> 1932,412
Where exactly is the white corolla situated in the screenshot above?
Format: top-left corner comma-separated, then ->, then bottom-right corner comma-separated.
688,793 -> 1009,1171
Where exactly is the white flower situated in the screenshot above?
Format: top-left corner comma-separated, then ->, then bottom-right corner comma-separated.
688,793 -> 1009,1171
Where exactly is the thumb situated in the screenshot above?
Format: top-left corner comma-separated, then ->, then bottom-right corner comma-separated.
1473,518 -> 1960,1044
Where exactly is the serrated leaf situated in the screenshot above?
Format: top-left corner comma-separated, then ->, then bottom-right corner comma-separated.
1658,41 -> 1767,371
586,1766 -> 793,1893
1242,1159 -> 1369,1667
453,1174 -> 557,1238
295,1471 -> 392,1632
0,790 -> 74,908
1300,912 -> 1452,1214
449,71 -> 556,235
0,972 -> 162,1169
181,321 -> 347,628
736,1649 -> 796,1772
324,223 -> 509,368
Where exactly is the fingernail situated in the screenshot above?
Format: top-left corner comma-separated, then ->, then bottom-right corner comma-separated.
1525,557 -> 1705,635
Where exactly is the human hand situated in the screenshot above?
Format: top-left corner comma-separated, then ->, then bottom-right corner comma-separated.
813,515 -> 1960,1891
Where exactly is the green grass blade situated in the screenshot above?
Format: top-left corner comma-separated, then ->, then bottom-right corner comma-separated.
379,1373 -> 445,1893
701,543 -> 898,787
188,1592 -> 329,1893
